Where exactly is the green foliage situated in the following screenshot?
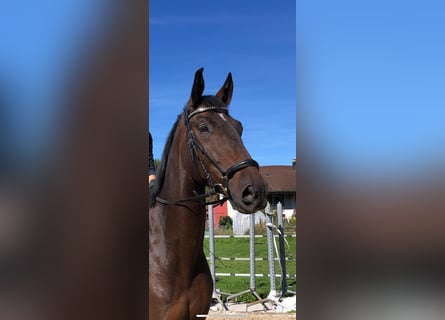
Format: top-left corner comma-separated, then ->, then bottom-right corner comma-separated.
218,216 -> 233,230
154,158 -> 160,170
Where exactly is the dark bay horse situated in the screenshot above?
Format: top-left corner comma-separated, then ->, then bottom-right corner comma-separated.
149,68 -> 267,320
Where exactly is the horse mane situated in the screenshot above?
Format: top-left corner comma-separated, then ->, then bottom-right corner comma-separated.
149,114 -> 181,208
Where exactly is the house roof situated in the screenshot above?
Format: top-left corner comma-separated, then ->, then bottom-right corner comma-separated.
259,165 -> 296,193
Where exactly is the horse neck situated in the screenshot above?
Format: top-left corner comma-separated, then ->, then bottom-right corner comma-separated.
160,128 -> 205,201
155,130 -> 207,240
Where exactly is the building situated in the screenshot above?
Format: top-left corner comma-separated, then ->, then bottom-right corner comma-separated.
227,159 -> 297,220
209,201 -> 228,228
258,159 -> 296,219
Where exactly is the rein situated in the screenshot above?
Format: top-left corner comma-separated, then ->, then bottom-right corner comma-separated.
155,188 -> 225,206
156,106 -> 259,207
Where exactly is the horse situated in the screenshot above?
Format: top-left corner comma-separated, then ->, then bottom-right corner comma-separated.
149,68 -> 267,320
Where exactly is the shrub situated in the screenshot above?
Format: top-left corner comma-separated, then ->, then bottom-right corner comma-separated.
218,216 -> 233,230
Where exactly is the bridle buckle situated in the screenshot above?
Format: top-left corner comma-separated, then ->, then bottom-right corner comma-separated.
214,183 -> 230,197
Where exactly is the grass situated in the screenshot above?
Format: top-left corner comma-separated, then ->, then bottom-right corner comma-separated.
203,235 -> 296,303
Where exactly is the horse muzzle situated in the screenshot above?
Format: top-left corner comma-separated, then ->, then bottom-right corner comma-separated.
229,172 -> 267,214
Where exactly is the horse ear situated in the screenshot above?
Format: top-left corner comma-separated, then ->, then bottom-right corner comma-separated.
216,72 -> 233,105
189,67 -> 205,108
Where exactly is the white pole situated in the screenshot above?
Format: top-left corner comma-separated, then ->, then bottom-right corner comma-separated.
277,202 -> 288,296
265,202 -> 277,299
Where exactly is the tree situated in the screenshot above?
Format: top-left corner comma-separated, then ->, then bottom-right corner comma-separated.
154,158 -> 160,170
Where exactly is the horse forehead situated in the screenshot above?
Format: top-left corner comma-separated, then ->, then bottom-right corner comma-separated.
218,113 -> 227,122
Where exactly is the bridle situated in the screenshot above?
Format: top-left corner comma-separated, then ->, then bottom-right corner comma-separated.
156,105 -> 259,206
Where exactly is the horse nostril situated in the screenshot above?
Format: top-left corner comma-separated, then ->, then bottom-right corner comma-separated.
242,185 -> 258,205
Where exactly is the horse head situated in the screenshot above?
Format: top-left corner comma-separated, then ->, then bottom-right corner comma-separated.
183,68 -> 267,214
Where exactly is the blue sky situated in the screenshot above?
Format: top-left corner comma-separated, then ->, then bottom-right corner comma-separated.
1,0 -> 108,166
149,1 -> 296,166
2,1 -> 444,178
297,1 -> 445,177
150,0 -> 445,176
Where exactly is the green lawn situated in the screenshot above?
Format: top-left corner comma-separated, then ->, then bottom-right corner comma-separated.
203,236 -> 296,303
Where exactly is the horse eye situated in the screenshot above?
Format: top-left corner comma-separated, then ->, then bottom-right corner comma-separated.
198,125 -> 209,133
